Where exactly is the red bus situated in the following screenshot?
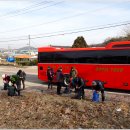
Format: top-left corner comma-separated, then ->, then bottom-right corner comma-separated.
38,41 -> 130,91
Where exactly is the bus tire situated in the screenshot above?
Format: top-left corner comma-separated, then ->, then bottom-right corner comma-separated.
63,74 -> 70,87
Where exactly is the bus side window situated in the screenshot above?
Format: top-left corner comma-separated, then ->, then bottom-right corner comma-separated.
86,57 -> 98,63
54,52 -> 75,63
39,52 -> 55,63
99,56 -> 111,64
99,56 -> 128,64
39,66 -> 43,70
111,56 -> 127,64
127,57 -> 130,64
77,57 -> 98,63
76,57 -> 86,63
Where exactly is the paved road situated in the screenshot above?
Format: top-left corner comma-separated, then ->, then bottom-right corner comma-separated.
0,66 -> 46,90
0,65 -> 130,102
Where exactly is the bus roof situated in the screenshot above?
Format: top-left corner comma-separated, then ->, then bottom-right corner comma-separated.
38,41 -> 130,52
105,41 -> 130,48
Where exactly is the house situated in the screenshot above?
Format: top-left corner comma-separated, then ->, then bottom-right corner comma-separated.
14,54 -> 36,65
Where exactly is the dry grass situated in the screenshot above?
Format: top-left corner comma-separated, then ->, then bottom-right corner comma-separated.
0,91 -> 129,129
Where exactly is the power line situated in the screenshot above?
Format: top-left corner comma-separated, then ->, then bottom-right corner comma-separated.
30,20 -> 130,37
0,0 -> 129,34
0,6 -> 107,34
0,20 -> 129,40
1,1 -> 64,19
0,37 -> 28,42
0,21 -> 129,42
31,22 -> 130,39
0,1 -> 53,19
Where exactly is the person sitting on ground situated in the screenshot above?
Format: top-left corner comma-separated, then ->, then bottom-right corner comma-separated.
91,80 -> 105,102
2,74 -> 10,90
73,76 -> 85,99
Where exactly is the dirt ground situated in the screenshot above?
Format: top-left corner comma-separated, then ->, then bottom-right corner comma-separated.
0,65 -> 130,129
0,89 -> 130,129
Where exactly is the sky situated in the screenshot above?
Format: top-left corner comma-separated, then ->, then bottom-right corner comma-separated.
0,0 -> 130,49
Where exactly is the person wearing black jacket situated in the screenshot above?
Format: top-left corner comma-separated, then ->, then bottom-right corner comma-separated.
7,84 -> 18,96
92,80 -> 105,102
73,76 -> 85,99
17,70 -> 26,90
47,66 -> 54,89
56,67 -> 64,95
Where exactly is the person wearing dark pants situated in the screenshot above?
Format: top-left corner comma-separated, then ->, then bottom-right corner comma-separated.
2,74 -> 10,90
57,82 -> 62,95
92,80 -> 105,102
56,67 -> 64,95
7,83 -> 18,96
73,76 -> 85,99
21,79 -> 25,90
101,89 -> 105,102
10,75 -> 21,96
17,70 -> 26,90
16,79 -> 21,96
69,67 -> 78,92
47,66 -> 54,89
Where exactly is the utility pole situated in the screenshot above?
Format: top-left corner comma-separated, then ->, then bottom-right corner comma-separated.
8,44 -> 10,56
8,44 -> 9,56
28,35 -> 31,55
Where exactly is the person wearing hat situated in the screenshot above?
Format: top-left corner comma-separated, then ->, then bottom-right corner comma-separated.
91,80 -> 105,102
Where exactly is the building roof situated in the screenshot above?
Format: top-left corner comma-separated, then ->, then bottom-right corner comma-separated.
14,54 -> 32,59
51,45 -> 71,48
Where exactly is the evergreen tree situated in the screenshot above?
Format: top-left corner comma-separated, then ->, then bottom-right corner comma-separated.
72,36 -> 88,48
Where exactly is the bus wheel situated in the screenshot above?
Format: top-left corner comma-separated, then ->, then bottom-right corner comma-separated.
63,74 -> 70,87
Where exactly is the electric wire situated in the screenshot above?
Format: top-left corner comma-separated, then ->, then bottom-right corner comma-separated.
0,21 -> 129,42
0,1 -> 53,18
0,0 -> 129,35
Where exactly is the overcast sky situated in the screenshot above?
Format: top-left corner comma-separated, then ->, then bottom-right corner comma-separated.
0,0 -> 130,49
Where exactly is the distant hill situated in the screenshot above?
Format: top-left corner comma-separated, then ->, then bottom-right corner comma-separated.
0,48 -> 7,51
0,48 -> 7,52
17,46 -> 37,51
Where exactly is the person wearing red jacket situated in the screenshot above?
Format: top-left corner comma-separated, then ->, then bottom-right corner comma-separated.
2,74 -> 10,90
